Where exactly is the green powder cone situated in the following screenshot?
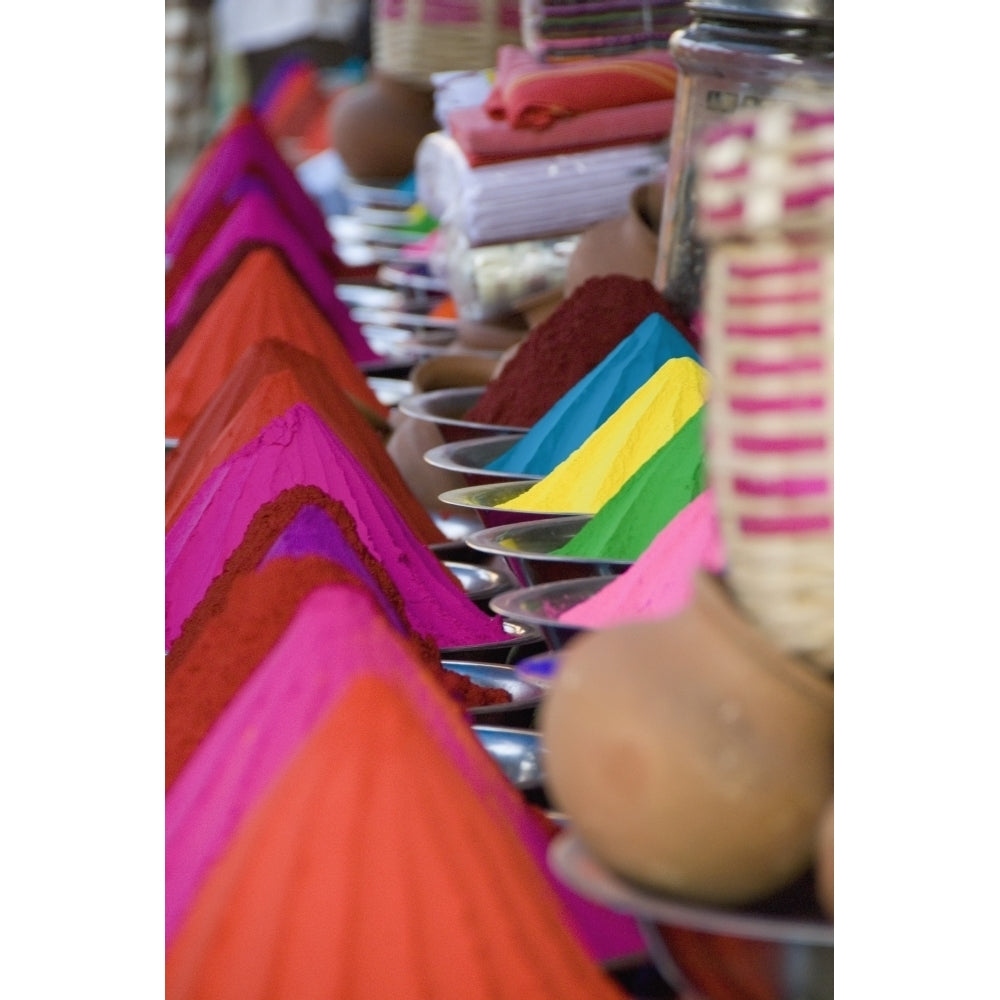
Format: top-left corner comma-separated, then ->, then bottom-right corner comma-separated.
555,408 -> 708,562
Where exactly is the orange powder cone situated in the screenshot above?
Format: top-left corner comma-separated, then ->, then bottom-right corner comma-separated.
166,673 -> 629,1000
165,338 -> 442,544
164,247 -> 388,441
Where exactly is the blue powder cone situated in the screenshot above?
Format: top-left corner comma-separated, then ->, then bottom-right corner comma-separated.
484,313 -> 701,477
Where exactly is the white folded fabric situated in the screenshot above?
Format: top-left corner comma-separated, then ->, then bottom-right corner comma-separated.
416,131 -> 668,246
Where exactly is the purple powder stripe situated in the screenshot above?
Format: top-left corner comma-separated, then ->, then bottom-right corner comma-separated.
730,356 -> 824,376
726,290 -> 822,307
727,258 -> 820,279
728,394 -> 826,414
732,476 -> 829,498
738,513 -> 832,534
733,434 -> 827,454
724,321 -> 824,338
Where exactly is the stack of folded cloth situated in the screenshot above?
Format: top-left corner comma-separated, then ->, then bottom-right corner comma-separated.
520,0 -> 691,61
416,44 -> 677,247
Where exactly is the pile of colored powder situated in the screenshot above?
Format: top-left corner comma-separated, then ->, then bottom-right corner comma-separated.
165,187 -> 377,366
166,667 -> 636,996
165,246 -> 388,440
166,107 -> 340,268
496,356 -> 707,514
167,485 -> 433,671
166,548 -> 509,792
556,407 -> 708,561
166,583 -> 642,964
165,402 -> 509,650
463,274 -> 695,428
559,490 -> 725,628
165,338 -> 441,545
485,313 -> 701,477
167,554 -> 435,790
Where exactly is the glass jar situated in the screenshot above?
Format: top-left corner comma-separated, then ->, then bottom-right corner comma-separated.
653,0 -> 833,323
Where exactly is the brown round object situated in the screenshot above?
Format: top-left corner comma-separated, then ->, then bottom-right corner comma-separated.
541,573 -> 834,907
563,180 -> 664,296
815,797 -> 834,919
330,72 -> 438,182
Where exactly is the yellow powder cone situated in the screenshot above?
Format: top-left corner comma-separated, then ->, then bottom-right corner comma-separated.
498,356 -> 708,514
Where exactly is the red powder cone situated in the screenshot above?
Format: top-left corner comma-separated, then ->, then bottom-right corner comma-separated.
165,673 -> 631,1000
164,247 -> 388,441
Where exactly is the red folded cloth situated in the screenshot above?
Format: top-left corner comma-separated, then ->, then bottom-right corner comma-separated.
448,98 -> 674,165
484,44 -> 678,129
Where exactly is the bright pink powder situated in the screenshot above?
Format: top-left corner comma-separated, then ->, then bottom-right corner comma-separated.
558,490 -> 725,628
165,402 -> 507,650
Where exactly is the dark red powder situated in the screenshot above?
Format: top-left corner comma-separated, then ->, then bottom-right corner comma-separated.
463,275 -> 695,428
166,484 -> 436,672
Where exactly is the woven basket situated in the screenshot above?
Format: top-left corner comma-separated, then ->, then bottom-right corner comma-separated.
695,102 -> 834,674
373,0 -> 522,87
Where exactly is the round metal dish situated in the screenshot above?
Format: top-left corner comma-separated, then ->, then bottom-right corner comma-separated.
487,577 -> 612,651
438,480 -> 581,517
438,620 -> 546,664
464,516 -> 631,567
422,435 -> 538,483
443,661 -> 544,726
472,725 -> 545,791
399,388 -> 529,434
549,832 -> 833,1000
443,561 -> 515,604
489,577 -> 612,628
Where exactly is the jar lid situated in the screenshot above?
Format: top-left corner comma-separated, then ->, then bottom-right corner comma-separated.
688,0 -> 834,24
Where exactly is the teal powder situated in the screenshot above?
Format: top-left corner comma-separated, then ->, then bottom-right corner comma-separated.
484,314 -> 701,477
555,407 -> 708,562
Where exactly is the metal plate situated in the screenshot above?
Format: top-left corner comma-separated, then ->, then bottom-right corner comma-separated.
438,619 -> 544,659
472,725 -> 545,790
439,480 -> 581,516
444,561 -> 514,602
549,832 -> 834,947
464,516 -> 632,568
443,660 -> 544,720
422,435 -> 538,481
398,388 -> 529,434
488,577 -> 613,629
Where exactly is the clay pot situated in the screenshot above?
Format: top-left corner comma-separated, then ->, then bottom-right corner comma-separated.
563,180 -> 664,295
330,71 -> 438,181
541,573 -> 834,907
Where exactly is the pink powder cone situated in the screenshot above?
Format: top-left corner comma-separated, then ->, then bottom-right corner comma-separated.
165,402 -> 508,650
560,489 -> 725,628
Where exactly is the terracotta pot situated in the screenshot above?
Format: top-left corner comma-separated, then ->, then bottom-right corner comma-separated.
541,573 -> 834,906
563,180 -> 665,296
330,71 -> 438,181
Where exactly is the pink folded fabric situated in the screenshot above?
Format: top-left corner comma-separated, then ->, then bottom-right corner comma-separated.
484,44 -> 678,129
448,98 -> 674,165
166,106 -> 337,266
164,188 -> 379,365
